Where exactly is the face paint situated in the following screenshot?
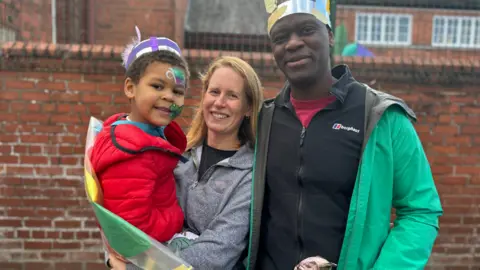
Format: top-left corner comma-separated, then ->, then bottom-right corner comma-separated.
166,67 -> 186,88
169,103 -> 183,119
165,67 -> 186,119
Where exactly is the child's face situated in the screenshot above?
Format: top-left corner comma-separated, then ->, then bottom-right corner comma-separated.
124,62 -> 186,126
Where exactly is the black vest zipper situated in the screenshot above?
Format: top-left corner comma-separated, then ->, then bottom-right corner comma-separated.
297,126 -> 306,262
286,102 -> 330,265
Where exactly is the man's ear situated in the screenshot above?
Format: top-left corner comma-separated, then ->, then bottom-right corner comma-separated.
124,77 -> 135,99
328,28 -> 335,48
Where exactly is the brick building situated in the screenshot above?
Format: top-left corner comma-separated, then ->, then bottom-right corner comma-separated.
0,0 -> 479,270
1,0 -> 479,59
0,0 -> 188,47
336,4 -> 480,59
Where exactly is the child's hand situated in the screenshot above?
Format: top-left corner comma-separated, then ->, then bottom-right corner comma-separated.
108,253 -> 127,270
106,243 -> 128,264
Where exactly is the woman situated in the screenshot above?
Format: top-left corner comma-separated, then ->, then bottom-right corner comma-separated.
108,56 -> 264,270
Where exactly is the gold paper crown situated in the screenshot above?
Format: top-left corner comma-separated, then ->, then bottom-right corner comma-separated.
265,0 -> 331,34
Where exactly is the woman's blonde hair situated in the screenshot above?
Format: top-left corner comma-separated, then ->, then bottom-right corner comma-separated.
186,56 -> 264,150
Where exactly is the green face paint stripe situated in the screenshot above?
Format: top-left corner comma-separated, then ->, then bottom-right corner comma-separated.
169,103 -> 183,119
165,67 -> 186,120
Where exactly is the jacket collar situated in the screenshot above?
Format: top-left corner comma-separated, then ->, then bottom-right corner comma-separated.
275,64 -> 356,107
187,142 -> 254,170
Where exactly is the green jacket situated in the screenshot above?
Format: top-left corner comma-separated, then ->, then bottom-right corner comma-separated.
246,82 -> 443,270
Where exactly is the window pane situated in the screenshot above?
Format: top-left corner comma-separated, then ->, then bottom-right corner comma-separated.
362,16 -> 369,41
475,19 -> 480,46
371,15 -> 382,42
446,18 -> 458,45
433,17 -> 445,44
0,26 -> 16,42
385,16 -> 396,42
460,19 -> 472,45
356,15 -> 368,42
398,17 -> 409,42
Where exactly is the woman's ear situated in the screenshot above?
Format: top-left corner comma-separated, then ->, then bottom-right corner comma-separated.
124,77 -> 135,99
245,103 -> 253,118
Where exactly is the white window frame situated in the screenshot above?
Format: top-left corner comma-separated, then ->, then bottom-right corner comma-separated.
0,26 -> 16,43
432,16 -> 480,49
355,12 -> 413,46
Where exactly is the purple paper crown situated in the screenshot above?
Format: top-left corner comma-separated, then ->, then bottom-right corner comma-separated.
122,27 -> 182,70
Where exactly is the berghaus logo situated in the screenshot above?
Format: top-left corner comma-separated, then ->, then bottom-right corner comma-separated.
332,123 -> 360,133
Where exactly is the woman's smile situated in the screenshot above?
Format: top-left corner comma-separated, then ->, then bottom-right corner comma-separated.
211,112 -> 229,119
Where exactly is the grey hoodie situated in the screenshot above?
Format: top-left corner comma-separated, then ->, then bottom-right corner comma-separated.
121,143 -> 253,270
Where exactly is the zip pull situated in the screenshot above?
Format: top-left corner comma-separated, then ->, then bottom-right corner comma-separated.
300,126 -> 306,146
190,180 -> 199,189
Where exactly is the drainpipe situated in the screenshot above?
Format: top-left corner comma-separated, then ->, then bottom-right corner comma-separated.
88,0 -> 95,44
51,0 -> 57,44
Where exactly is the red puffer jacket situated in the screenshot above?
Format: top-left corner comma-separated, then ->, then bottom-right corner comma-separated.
90,113 -> 186,242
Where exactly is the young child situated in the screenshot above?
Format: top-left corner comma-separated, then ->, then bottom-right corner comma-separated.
89,29 -> 189,244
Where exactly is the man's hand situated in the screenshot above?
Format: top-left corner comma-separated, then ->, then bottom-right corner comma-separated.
294,256 -> 337,270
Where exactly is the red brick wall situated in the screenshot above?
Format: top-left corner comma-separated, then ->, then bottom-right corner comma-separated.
11,0 -> 189,46
1,42 -> 479,269
0,0 -> 52,42
92,0 -> 187,46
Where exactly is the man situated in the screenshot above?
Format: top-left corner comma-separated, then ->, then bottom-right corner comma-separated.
246,0 -> 443,269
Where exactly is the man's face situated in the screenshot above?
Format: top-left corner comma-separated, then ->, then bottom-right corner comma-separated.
269,14 -> 334,86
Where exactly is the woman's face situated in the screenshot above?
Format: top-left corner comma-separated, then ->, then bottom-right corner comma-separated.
202,66 -> 250,140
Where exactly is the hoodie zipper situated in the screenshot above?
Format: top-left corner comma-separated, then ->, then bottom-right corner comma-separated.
190,149 -> 220,189
190,152 -> 200,189
182,151 -> 197,232
184,150 -> 214,233
185,148 -> 226,231
297,126 -> 306,262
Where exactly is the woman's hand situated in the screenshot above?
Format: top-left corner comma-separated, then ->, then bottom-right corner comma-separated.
108,254 -> 127,270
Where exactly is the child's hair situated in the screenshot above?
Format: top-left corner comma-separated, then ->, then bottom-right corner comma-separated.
120,27 -> 190,86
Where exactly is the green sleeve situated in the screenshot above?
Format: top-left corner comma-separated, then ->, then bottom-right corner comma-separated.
372,107 -> 443,270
